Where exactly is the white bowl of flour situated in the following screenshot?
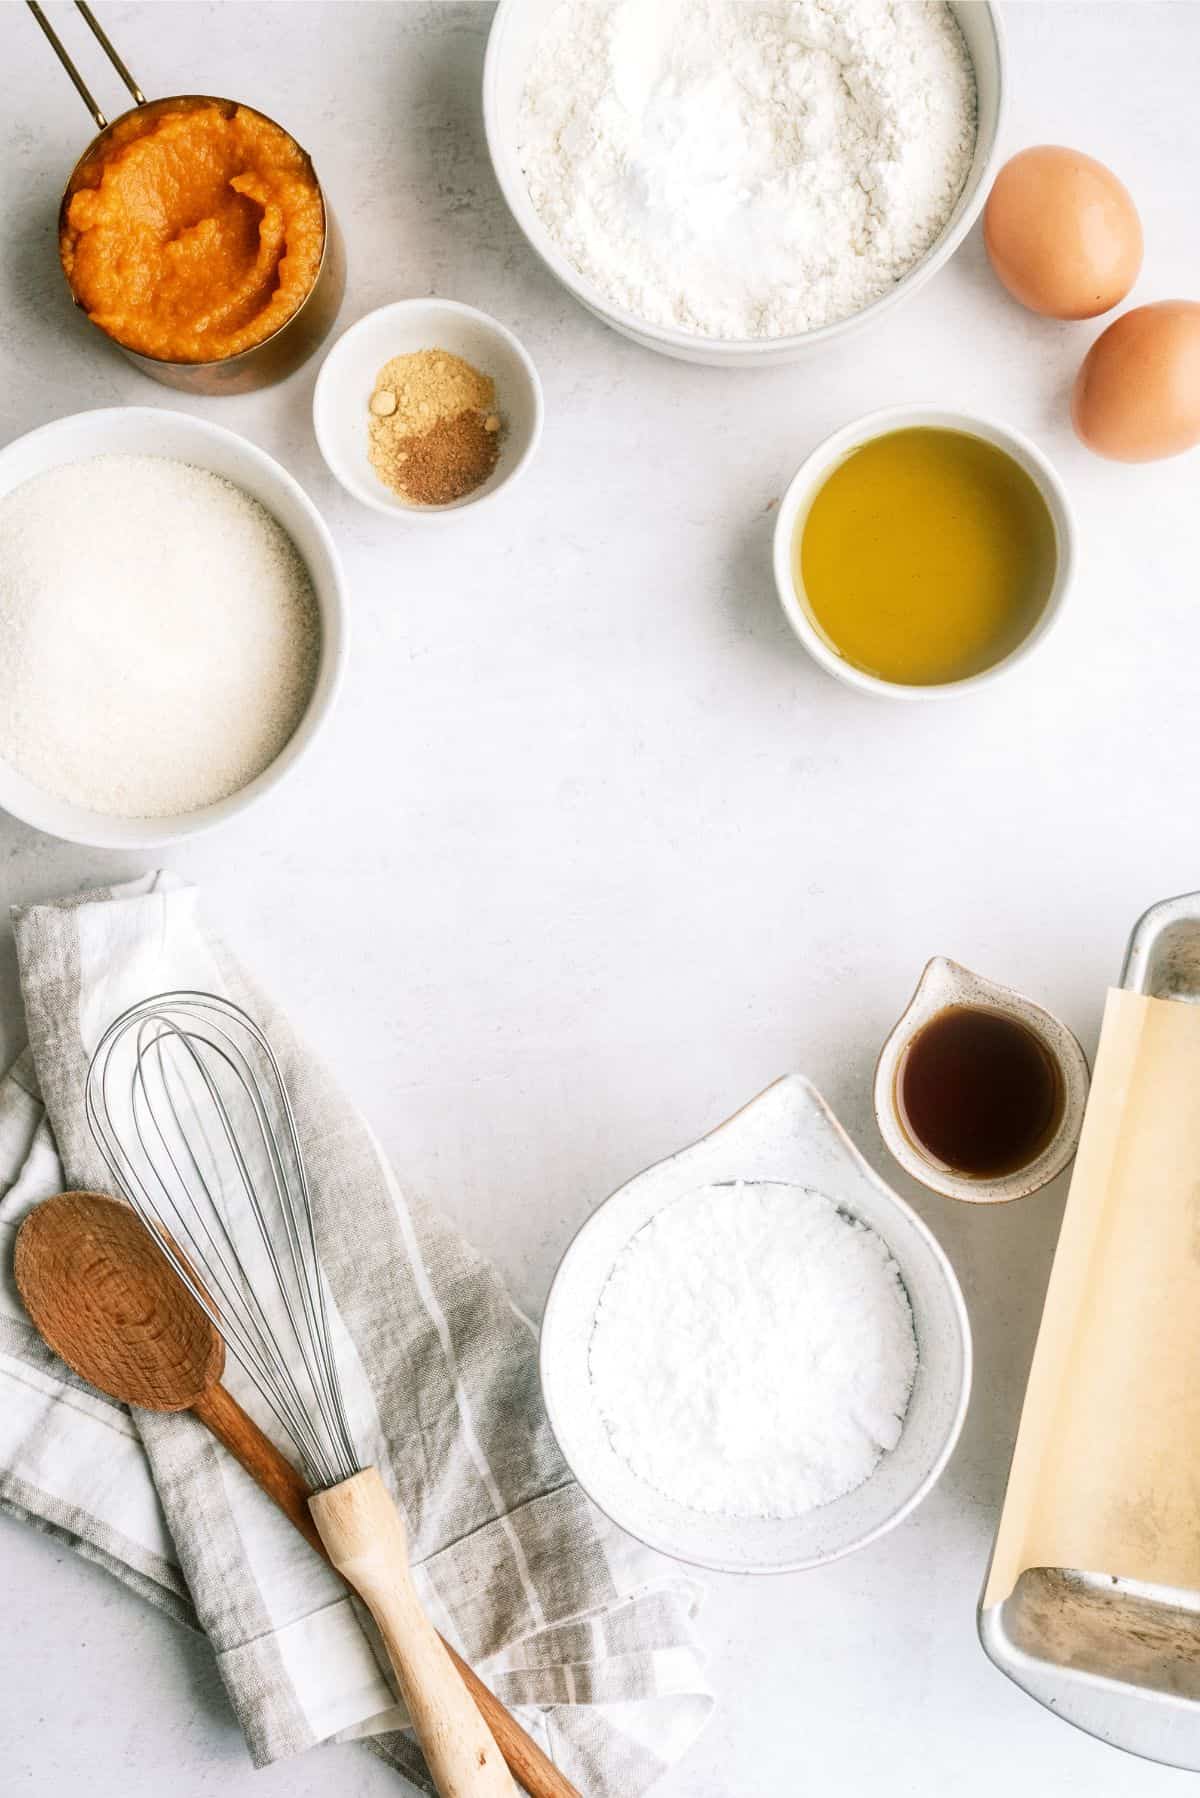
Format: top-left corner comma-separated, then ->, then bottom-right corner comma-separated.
485,0 -> 1004,366
540,1075 -> 971,1572
0,409 -> 346,848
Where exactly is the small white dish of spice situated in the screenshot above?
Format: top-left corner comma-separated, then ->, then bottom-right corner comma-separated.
313,298 -> 543,519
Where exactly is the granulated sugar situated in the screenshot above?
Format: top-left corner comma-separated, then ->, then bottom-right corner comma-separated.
0,455 -> 320,818
588,1182 -> 917,1518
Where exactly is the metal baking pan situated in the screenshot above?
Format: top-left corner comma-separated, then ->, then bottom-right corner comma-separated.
978,891 -> 1200,1772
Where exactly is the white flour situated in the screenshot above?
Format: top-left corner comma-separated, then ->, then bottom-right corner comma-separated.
0,456 -> 319,818
518,0 -> 977,338
588,1182 -> 917,1517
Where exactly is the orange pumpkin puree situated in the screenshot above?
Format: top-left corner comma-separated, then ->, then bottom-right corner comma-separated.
60,99 -> 325,363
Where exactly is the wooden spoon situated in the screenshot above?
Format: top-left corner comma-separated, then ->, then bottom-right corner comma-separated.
14,1191 -> 580,1798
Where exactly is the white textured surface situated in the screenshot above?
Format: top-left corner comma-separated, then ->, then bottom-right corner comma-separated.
2,3 -> 1199,1793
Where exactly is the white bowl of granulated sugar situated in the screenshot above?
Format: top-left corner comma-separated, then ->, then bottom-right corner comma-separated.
0,408 -> 346,849
540,1075 -> 971,1573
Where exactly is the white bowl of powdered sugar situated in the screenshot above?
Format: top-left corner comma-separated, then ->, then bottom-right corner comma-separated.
485,0 -> 1004,366
540,1075 -> 971,1572
0,409 -> 346,848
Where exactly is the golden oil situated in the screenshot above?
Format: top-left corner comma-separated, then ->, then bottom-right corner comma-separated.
795,428 -> 1057,686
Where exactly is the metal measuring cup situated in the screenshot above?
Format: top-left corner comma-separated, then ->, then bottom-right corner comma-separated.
29,0 -> 346,395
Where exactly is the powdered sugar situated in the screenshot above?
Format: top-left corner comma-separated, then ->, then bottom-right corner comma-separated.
518,0 -> 977,339
588,1182 -> 917,1518
0,455 -> 319,819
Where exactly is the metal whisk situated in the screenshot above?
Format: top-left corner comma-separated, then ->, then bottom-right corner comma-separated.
86,991 -> 359,1493
84,991 -> 517,1798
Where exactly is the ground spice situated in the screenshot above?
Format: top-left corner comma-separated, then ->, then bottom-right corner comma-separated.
368,348 -> 503,506
379,411 -> 501,506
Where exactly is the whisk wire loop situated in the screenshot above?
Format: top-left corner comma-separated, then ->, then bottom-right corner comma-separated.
139,1016 -> 349,1473
85,992 -> 359,1491
130,1020 -> 336,1480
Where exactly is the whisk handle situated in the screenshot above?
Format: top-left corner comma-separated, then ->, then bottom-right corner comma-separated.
188,1401 -> 580,1796
310,1469 -> 519,1798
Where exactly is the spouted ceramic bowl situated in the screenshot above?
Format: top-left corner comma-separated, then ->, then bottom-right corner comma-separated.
540,1075 -> 971,1573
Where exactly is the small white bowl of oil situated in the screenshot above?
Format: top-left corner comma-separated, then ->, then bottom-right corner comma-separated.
772,405 -> 1076,700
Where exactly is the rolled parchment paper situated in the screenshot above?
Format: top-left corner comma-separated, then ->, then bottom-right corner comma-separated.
986,986 -> 1200,1605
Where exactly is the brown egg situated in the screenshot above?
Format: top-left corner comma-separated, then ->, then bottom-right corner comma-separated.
1072,302 -> 1200,461
984,146 -> 1142,320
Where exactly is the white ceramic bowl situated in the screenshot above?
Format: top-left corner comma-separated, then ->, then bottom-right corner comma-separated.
772,405 -> 1077,700
0,407 -> 347,849
483,1 -> 1005,368
540,1075 -> 972,1573
313,299 -> 543,519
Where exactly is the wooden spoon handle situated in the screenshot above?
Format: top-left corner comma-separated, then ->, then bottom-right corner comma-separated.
193,1381 -> 327,1558
311,1469 -> 517,1798
191,1387 -> 579,1797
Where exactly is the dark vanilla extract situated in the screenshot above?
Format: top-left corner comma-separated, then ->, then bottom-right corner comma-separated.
896,1005 -> 1063,1179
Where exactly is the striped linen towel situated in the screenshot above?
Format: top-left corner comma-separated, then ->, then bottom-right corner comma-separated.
0,873 -> 710,1793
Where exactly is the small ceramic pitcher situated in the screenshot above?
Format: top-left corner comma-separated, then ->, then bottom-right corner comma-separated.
874,958 -> 1090,1202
